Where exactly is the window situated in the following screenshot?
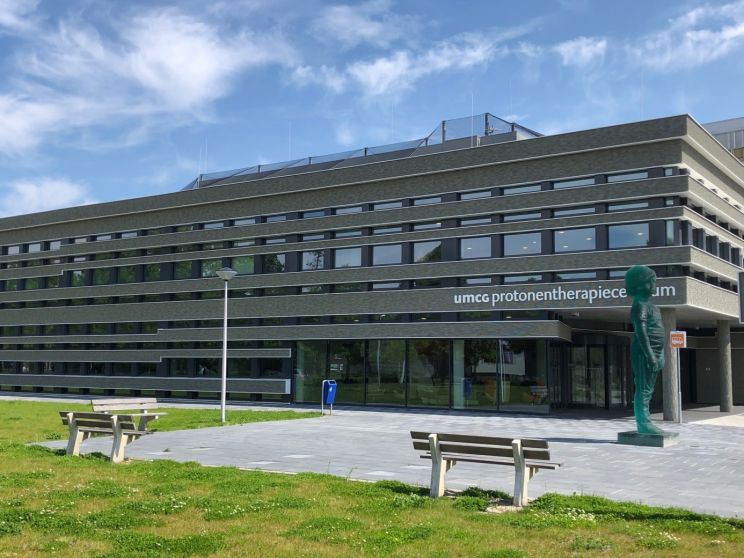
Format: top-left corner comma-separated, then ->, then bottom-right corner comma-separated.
302,233 -> 325,241
666,220 -> 677,246
263,254 -> 286,273
503,184 -> 540,195
503,211 -> 541,222
334,247 -> 362,268
93,268 -> 113,285
335,206 -> 362,215
24,277 -> 41,290
72,237 -> 87,244
608,223 -> 650,249
302,250 -> 325,270
204,221 -> 225,229
144,263 -> 161,282
119,231 -> 138,239
503,274 -> 542,284
553,206 -> 595,217
371,282 -> 402,290
556,271 -> 598,281
47,276 -> 61,288
460,217 -> 491,226
48,240 -> 62,250
334,282 -> 364,292
462,277 -> 492,286
372,244 -> 402,265
608,201 -> 649,211
373,201 -> 402,210
460,236 -> 491,259
412,278 -> 441,288
553,177 -> 595,189
413,222 -> 441,231
201,259 -> 222,278
554,227 -> 596,252
202,242 -> 226,250
175,224 -> 198,232
460,190 -> 491,200
607,171 -> 648,183
373,226 -> 403,235
413,196 -> 441,206
265,237 -> 286,244
266,214 -> 287,223
335,230 -> 363,238
7,245 -> 20,255
232,256 -> 254,275
503,232 -> 541,256
174,261 -> 193,279
301,285 -> 324,294
118,265 -> 138,283
234,217 -> 257,226
232,239 -> 255,247
413,241 -> 441,263
302,210 -> 325,219
70,270 -> 86,287
27,243 -> 41,253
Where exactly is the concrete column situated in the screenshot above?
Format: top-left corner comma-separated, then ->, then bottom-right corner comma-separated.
661,307 -> 679,422
718,320 -> 733,413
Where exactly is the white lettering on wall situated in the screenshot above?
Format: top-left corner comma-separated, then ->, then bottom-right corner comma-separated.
452,285 -> 677,307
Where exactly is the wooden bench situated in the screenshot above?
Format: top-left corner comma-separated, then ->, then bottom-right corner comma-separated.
90,398 -> 164,432
60,398 -> 166,463
60,412 -> 151,463
410,431 -> 562,507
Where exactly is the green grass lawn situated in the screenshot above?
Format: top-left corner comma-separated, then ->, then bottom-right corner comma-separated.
0,399 -> 743,557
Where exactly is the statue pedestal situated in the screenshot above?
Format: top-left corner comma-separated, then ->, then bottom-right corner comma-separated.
617,431 -> 679,448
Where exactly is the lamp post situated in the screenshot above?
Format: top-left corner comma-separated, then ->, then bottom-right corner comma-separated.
216,267 -> 237,423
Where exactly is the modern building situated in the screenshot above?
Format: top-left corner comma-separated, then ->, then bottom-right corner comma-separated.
706,117 -> 744,162
0,113 -> 742,415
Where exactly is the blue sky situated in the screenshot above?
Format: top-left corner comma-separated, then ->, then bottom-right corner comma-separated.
0,0 -> 743,216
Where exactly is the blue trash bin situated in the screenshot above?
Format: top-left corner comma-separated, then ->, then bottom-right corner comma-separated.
321,379 -> 337,415
463,378 -> 472,398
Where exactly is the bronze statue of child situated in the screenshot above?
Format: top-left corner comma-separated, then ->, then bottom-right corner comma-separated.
625,265 -> 666,435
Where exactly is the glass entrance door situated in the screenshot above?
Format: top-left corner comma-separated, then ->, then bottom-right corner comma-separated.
569,345 -> 606,407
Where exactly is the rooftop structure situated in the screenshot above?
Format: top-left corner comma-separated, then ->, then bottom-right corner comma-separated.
704,117 -> 744,161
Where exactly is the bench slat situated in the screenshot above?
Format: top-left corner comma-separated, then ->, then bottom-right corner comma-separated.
410,431 -> 549,449
419,454 -> 561,469
90,398 -> 157,406
412,440 -> 551,461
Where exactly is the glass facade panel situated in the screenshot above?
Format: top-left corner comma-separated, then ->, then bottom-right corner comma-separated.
263,254 -> 286,273
554,177 -> 595,189
503,232 -> 541,256
144,263 -> 161,281
334,247 -> 362,268
408,340 -> 450,407
294,341 -> 327,403
201,259 -> 222,278
174,261 -> 193,279
554,227 -> 596,252
460,236 -> 491,259
499,339 -> 548,411
330,341 -> 365,404
413,241 -> 441,263
93,268 -> 113,285
232,255 -> 254,275
608,222 -> 650,249
453,339 -> 499,409
502,184 -> 540,195
366,340 -> 406,406
302,250 -> 325,270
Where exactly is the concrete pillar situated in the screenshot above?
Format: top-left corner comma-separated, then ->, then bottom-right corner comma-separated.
718,320 -> 733,413
661,307 -> 679,422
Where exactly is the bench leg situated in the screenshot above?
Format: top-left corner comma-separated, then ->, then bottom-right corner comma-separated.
109,417 -> 127,464
512,439 -> 530,507
66,426 -> 84,456
428,433 -> 449,498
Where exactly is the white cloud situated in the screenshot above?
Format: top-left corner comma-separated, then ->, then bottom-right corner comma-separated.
0,0 -> 38,32
292,64 -> 347,94
347,31 -> 508,97
334,122 -> 355,146
554,36 -> 607,68
0,177 -> 96,216
628,0 -> 744,69
0,6 -> 297,155
310,0 -> 417,49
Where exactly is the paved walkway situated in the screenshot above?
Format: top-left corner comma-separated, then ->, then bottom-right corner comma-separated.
33,398 -> 744,518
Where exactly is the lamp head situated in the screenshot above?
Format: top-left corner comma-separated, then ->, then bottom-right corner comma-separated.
216,267 -> 237,281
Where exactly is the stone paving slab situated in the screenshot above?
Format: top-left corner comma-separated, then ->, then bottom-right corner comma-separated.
41,407 -> 744,518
